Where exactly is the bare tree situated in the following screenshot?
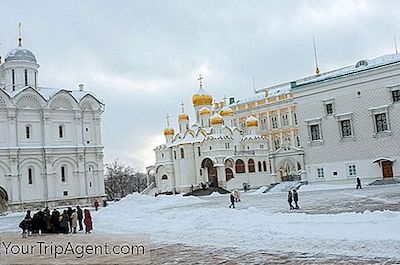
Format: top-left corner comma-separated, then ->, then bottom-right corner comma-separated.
104,160 -> 147,200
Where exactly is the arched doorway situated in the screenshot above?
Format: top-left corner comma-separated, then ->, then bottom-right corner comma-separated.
225,168 -> 234,181
202,158 -> 218,187
0,186 -> 8,212
279,160 -> 296,181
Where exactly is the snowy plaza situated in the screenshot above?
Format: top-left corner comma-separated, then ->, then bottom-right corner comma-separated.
1,182 -> 400,264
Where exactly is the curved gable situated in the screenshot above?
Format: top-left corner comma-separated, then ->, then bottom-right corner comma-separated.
47,90 -> 79,111
13,87 -> 46,109
80,94 -> 103,111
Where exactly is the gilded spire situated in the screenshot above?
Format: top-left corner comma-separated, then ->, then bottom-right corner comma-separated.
394,34 -> 398,54
313,37 -> 320,76
166,114 -> 170,126
197,74 -> 204,89
18,22 -> 22,47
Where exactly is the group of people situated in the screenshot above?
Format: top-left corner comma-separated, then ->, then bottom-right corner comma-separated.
19,206 -> 93,238
287,189 -> 300,210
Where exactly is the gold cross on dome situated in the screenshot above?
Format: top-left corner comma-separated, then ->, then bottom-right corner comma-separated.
180,101 -> 185,113
18,22 -> 22,47
198,74 -> 204,89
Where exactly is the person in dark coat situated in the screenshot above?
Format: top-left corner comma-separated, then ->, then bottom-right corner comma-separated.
84,209 -> 93,233
292,189 -> 299,209
59,210 -> 69,234
31,213 -> 39,234
19,210 -> 32,237
67,207 -> 73,233
288,190 -> 294,210
77,205 -> 83,231
51,209 -> 60,233
229,192 -> 236,208
356,177 -> 362,189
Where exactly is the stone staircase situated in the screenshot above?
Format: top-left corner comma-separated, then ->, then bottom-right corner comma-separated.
368,178 -> 400,186
183,187 -> 231,197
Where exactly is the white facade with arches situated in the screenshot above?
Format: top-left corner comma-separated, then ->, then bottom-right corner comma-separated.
0,40 -> 106,210
147,84 -> 305,194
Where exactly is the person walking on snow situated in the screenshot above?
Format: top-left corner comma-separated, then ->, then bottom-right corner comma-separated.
229,192 -> 236,208
292,189 -> 299,209
356,177 -> 362,189
288,190 -> 294,210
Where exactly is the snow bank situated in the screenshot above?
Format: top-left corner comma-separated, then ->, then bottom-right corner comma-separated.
93,193 -> 400,259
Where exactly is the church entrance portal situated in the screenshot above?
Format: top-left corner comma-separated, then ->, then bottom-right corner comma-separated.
201,158 -> 218,188
225,168 -> 234,182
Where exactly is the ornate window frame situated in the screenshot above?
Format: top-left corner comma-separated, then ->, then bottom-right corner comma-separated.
335,112 -> 355,141
305,118 -> 323,145
322,98 -> 335,116
369,105 -> 391,138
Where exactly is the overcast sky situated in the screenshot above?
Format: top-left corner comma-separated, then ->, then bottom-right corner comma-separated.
1,1 -> 400,171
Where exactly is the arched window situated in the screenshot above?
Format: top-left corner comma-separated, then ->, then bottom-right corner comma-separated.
161,175 -> 168,180
263,161 -> 267,172
34,72 -> 37,87
24,69 -> 28,86
61,166 -> 66,182
12,69 -> 15,91
25,125 -> 31,139
235,159 -> 245,173
248,159 -> 255,173
59,125 -> 64,138
180,148 -> 185,159
258,161 -> 262,172
28,168 -> 33,185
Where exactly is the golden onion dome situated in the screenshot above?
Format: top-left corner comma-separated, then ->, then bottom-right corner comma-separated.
178,114 -> 189,122
163,127 -> 175,136
220,106 -> 234,116
246,116 -> 258,127
199,107 -> 212,116
192,87 -> 213,107
210,113 -> 224,126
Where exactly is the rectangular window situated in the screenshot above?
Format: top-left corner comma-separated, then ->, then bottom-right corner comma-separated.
317,168 -> 324,178
28,168 -> 33,184
63,191 -> 68,196
325,103 -> 333,115
392,90 -> 400,103
272,117 -> 278,129
282,114 -> 289,126
198,147 -> 201,156
375,113 -> 388,132
294,113 -> 298,125
173,150 -> 177,160
348,165 -> 357,176
180,148 -> 185,159
61,166 -> 66,182
310,124 -> 321,141
340,120 -> 352,137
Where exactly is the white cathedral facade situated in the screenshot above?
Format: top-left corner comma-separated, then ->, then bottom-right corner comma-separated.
0,38 -> 106,210
148,81 -> 305,194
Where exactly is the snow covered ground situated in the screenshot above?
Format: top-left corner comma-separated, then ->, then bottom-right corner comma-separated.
1,183 -> 400,263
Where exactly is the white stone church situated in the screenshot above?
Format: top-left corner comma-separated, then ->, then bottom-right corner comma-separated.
0,37 -> 106,210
